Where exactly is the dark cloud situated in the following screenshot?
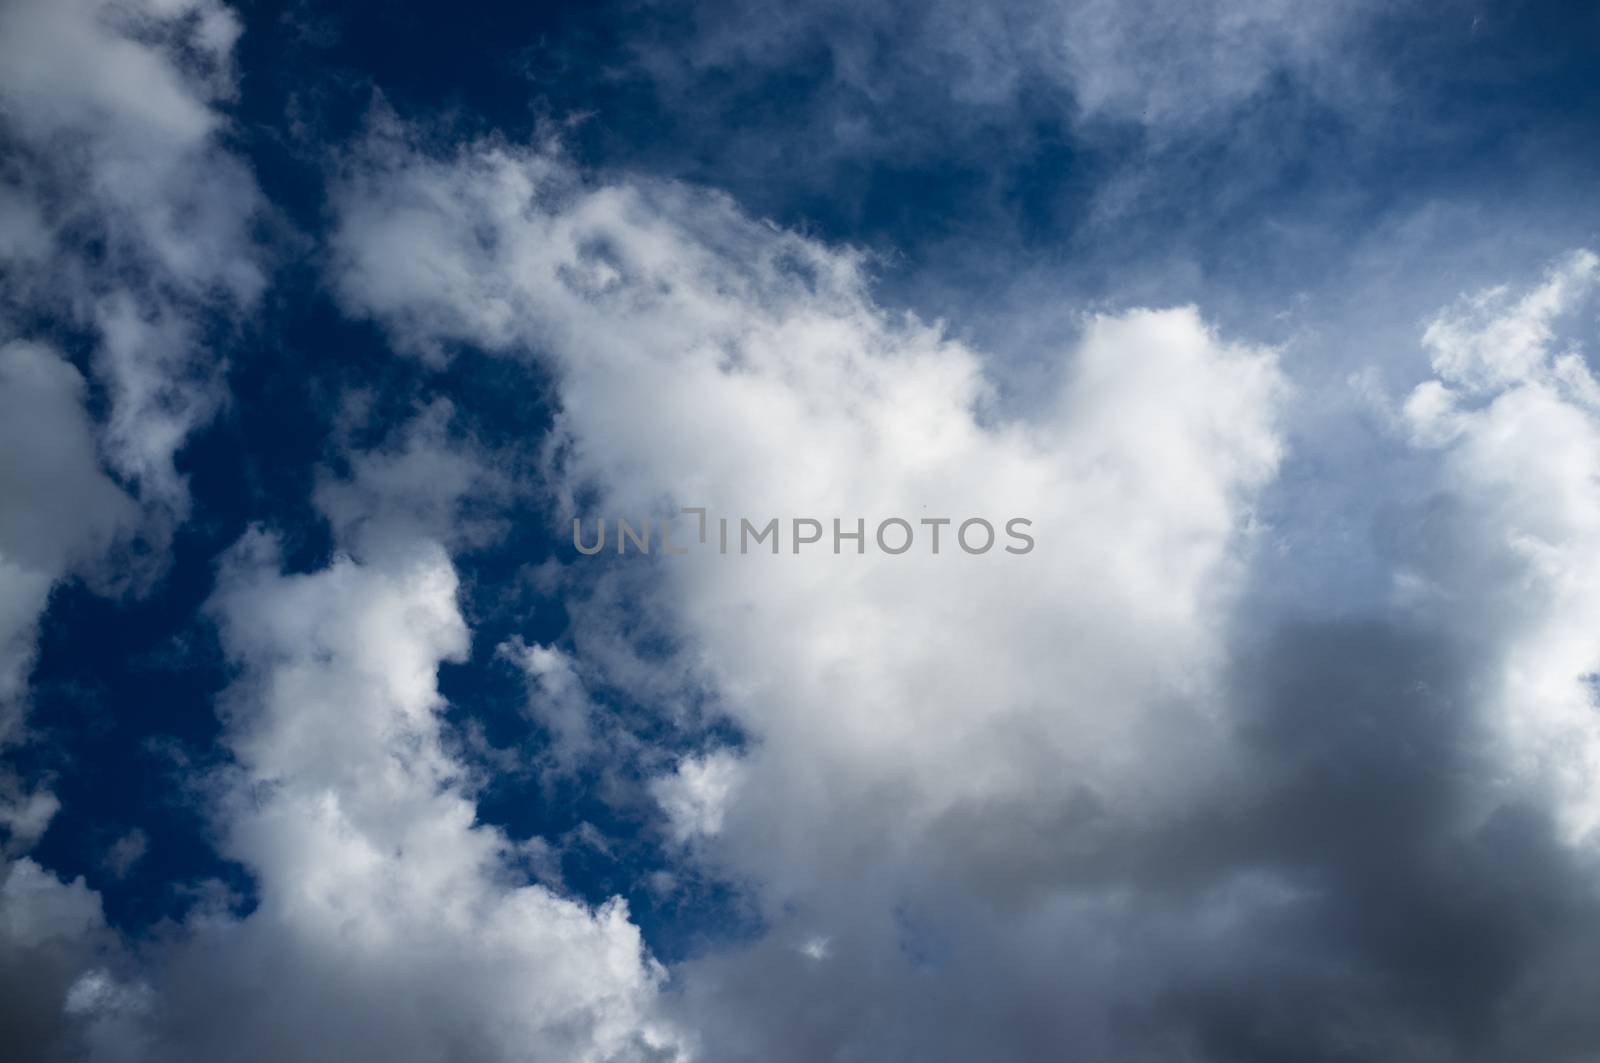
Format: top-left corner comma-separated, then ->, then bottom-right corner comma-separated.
660,619 -> 1600,1063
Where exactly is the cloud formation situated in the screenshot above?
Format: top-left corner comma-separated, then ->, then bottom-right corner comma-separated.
0,0 -> 266,523
325,117 -> 1600,1059
0,0 -> 268,771
6,2 -> 1600,1061
129,524 -> 687,1063
1,10 -> 269,1042
1401,250 -> 1600,839
6,417 -> 691,1062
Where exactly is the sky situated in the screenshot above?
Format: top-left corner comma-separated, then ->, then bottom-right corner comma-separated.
2,0 -> 1600,1059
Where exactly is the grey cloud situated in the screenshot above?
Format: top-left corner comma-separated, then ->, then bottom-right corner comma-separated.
666,619 -> 1600,1062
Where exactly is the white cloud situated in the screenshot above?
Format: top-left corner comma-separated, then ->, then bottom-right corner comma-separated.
1418,250 -> 1600,395
330,127 -> 1284,820
1401,249 -> 1600,840
329,123 -> 1290,1056
0,0 -> 266,523
45,407 -> 693,1059
501,639 -> 604,768
637,0 -> 1384,135
4,2 -> 1597,1058
1,327 -> 686,1058
653,752 -> 742,845
13,521 -> 690,1061
97,529 -> 687,1062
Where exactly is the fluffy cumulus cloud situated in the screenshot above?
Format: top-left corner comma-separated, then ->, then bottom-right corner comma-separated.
128,527 -> 685,1063
6,1 -> 1600,1060
6,429 -> 690,1062
325,124 -> 1341,1058
328,126 -> 1285,837
1401,250 -> 1600,839
0,11 -> 677,1054
323,118 -> 1600,1058
0,0 -> 266,786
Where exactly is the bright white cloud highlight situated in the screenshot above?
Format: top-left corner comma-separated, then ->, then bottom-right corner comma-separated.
1402,249 -> 1600,841
330,122 -> 1290,1057
114,529 -> 688,1063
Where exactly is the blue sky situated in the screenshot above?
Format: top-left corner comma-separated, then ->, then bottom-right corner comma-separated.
3,1 -> 1600,1060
